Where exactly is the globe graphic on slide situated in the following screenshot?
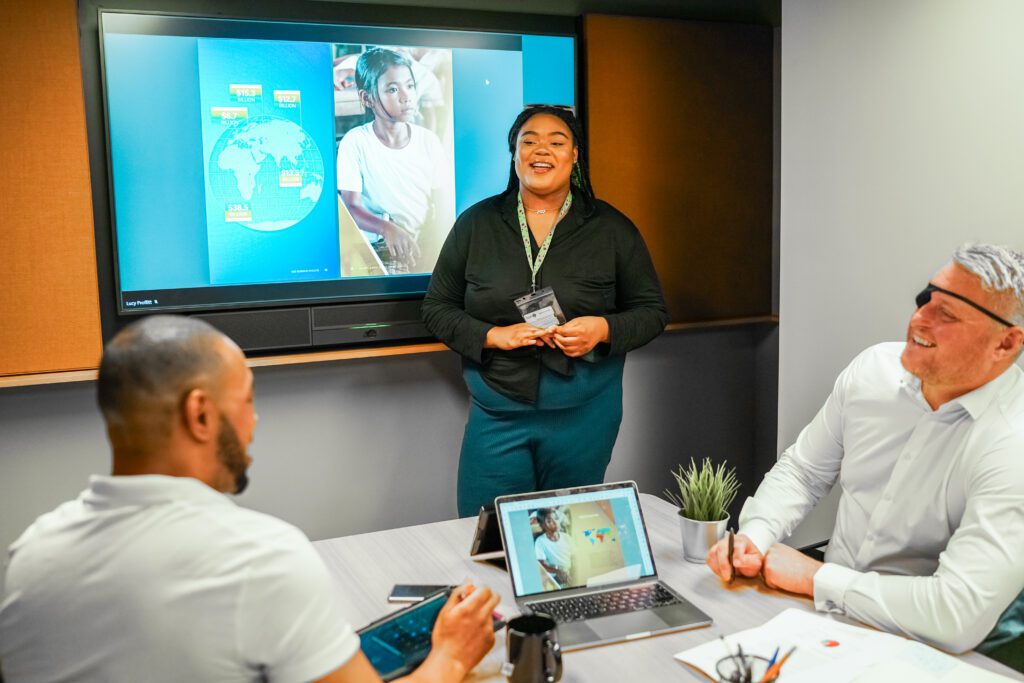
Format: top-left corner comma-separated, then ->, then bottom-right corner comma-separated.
209,116 -> 324,232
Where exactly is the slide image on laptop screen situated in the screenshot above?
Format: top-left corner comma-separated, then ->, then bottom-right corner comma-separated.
333,44 -> 455,278
504,492 -> 655,596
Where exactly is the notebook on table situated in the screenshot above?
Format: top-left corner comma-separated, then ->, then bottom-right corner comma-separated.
495,481 -> 712,651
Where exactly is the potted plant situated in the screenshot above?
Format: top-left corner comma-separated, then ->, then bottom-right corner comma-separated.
664,458 -> 740,563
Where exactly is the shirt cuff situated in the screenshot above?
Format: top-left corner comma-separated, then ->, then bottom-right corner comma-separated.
466,321 -> 494,364
604,314 -> 625,355
813,562 -> 860,615
737,520 -> 776,556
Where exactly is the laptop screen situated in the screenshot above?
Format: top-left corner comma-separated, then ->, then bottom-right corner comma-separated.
497,483 -> 657,598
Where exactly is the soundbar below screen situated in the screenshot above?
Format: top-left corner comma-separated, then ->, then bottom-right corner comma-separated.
101,12 -> 575,313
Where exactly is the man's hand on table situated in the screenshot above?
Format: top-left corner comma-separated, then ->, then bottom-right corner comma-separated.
409,583 -> 500,683
706,533 -> 765,580
707,535 -> 822,598
761,543 -> 823,597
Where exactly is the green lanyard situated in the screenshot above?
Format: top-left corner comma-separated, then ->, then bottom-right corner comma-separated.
517,191 -> 573,292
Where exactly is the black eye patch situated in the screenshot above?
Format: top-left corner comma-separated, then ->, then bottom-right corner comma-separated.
915,283 -> 1014,327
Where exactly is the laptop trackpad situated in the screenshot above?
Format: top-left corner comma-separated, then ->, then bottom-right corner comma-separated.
589,611 -> 669,640
557,620 -> 601,647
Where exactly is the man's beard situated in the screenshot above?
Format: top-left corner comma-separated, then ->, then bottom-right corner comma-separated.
217,415 -> 250,494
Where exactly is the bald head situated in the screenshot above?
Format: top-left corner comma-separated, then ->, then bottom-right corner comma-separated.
97,316 -> 232,446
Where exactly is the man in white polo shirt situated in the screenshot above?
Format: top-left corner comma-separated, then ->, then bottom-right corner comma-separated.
706,243 -> 1024,659
0,315 -> 498,683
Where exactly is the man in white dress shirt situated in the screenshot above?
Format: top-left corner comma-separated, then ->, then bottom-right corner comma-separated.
0,315 -> 498,683
707,244 -> 1024,655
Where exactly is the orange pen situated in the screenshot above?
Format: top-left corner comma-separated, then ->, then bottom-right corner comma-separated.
759,645 -> 795,682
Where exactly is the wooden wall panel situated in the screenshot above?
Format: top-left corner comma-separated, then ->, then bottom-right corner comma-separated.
585,15 -> 773,322
0,0 -> 102,375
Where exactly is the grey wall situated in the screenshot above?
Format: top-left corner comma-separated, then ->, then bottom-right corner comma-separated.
0,326 -> 778,576
779,0 -> 1024,545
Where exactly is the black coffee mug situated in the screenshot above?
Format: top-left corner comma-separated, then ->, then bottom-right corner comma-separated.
504,614 -> 563,683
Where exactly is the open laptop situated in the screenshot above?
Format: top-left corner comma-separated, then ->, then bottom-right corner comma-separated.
495,481 -> 712,651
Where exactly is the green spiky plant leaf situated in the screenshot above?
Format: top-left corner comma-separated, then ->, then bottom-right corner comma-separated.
664,457 -> 740,522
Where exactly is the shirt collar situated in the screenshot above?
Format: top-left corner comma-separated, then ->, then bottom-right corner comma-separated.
954,363 -> 1023,419
81,474 -> 234,510
900,363 -> 1022,420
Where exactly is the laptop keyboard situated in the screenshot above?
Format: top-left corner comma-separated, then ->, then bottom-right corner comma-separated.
533,583 -> 682,624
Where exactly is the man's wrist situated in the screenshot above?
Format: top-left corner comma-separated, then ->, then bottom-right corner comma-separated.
813,562 -> 859,614
409,650 -> 467,683
737,523 -> 775,557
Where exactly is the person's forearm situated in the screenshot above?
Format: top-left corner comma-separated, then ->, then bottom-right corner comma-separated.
739,379 -> 846,554
604,307 -> 665,354
538,560 -> 559,574
817,462 -> 1024,654
344,201 -> 391,237
602,229 -> 667,355
398,650 -> 468,683
816,568 -> 1008,653
738,449 -> 837,554
422,297 -> 491,361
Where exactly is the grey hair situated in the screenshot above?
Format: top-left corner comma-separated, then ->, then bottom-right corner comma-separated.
952,243 -> 1024,327
97,315 -> 228,439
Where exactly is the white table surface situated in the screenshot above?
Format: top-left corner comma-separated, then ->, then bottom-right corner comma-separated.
314,493 -> 1023,682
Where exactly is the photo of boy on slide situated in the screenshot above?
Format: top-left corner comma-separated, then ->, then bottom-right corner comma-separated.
336,47 -> 454,275
534,508 -> 572,588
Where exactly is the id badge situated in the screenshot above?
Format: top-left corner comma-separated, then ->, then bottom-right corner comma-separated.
513,286 -> 565,329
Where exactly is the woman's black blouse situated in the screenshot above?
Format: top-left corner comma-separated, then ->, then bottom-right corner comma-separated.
422,190 -> 668,404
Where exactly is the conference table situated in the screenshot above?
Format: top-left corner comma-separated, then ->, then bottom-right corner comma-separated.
313,494 -> 1023,682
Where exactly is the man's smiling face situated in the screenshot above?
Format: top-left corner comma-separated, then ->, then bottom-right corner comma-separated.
901,262 -> 1016,401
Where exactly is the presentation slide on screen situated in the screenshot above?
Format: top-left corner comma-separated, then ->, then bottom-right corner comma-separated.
502,491 -> 654,596
198,39 -> 339,286
103,19 -> 574,306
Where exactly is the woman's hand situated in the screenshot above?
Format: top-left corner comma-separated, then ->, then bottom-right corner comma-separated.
553,316 -> 609,357
381,221 -> 421,262
485,323 -> 555,350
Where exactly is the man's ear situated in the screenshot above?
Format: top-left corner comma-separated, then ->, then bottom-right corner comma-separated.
181,388 -> 216,444
995,326 -> 1024,361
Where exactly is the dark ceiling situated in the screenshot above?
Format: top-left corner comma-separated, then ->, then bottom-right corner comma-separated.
314,0 -> 780,26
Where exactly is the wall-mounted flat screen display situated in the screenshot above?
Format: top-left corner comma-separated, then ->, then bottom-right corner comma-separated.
100,12 -> 575,314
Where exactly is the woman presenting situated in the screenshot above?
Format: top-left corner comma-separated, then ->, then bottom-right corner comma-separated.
422,106 -> 667,517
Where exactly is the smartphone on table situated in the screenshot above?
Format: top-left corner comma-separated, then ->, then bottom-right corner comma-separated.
387,584 -> 452,604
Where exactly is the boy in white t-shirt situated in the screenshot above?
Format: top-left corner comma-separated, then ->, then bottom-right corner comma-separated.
534,508 -> 572,588
337,47 -> 454,274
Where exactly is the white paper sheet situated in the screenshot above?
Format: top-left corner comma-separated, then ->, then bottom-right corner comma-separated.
673,608 -> 1015,683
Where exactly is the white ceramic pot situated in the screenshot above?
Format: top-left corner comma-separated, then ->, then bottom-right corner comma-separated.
679,512 -> 729,563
